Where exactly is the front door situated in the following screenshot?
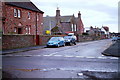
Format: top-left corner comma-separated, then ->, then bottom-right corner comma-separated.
18,28 -> 22,34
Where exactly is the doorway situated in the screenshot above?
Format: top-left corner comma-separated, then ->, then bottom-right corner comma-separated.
18,28 -> 22,34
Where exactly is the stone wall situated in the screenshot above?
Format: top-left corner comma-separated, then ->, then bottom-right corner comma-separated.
3,35 -> 102,50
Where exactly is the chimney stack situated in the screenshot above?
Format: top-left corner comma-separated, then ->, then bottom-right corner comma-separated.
78,11 -> 81,18
56,7 -> 60,17
56,7 -> 61,26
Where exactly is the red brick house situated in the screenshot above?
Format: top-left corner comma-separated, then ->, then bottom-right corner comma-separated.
43,8 -> 84,35
0,1 -> 2,31
101,26 -> 110,38
2,1 -> 44,35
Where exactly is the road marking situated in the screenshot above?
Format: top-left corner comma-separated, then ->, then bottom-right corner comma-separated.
108,57 -> 119,59
49,52 -> 58,56
3,54 -> 119,60
77,73 -> 83,76
64,55 -> 74,57
53,55 -> 62,57
43,55 -> 52,57
98,57 -> 107,59
85,56 -> 96,59
75,56 -> 85,58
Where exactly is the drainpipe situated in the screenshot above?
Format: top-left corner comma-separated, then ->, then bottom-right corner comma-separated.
35,12 -> 38,45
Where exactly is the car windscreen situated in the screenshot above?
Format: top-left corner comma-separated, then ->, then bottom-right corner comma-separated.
64,36 -> 72,39
49,37 -> 59,41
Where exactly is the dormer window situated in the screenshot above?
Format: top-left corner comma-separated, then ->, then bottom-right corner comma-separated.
28,12 -> 31,19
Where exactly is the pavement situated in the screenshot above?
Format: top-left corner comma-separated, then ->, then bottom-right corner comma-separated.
102,40 -> 120,57
1,45 -> 46,55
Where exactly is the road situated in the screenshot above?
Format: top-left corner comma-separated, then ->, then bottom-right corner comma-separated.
2,39 -> 120,79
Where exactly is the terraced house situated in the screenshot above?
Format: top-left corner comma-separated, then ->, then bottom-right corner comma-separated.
2,1 -> 44,35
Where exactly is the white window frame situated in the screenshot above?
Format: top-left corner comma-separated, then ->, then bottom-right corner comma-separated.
18,9 -> 21,18
14,9 -> 17,17
74,25 -> 77,31
28,27 -> 31,34
71,24 -> 74,31
14,27 -> 17,33
37,14 -> 39,21
28,12 -> 31,19
26,27 -> 28,34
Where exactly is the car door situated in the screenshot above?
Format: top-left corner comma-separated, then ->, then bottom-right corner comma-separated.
58,38 -> 62,46
61,37 -> 65,45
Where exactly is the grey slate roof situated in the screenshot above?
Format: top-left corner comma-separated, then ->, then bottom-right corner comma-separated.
61,16 -> 73,22
5,1 -> 44,13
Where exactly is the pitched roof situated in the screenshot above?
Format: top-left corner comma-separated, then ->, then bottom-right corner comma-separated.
61,16 -> 73,22
43,16 -> 56,29
5,1 -> 44,13
102,26 -> 109,31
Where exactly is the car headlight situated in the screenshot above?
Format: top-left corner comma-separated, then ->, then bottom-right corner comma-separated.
65,40 -> 70,42
53,42 -> 58,44
68,40 -> 71,42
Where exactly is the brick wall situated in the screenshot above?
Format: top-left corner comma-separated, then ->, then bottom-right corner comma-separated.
3,35 -> 102,50
3,35 -> 36,50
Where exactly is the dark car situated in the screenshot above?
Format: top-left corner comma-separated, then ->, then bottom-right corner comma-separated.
64,35 -> 77,46
47,37 -> 65,47
117,36 -> 120,40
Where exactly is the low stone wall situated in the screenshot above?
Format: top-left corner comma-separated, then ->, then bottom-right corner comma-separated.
3,35 -> 102,50
2,35 -> 36,50
77,35 -> 101,42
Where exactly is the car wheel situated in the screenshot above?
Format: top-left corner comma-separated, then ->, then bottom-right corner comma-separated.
74,42 -> 76,45
69,42 -> 73,46
57,44 -> 60,47
47,45 -> 49,48
63,43 -> 65,47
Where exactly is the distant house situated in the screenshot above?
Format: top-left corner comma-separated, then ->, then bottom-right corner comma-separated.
43,8 -> 84,35
101,26 -> 109,38
2,1 -> 44,35
86,26 -> 110,39
87,26 -> 105,37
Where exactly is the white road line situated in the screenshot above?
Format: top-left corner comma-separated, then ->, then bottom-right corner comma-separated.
53,55 -> 62,57
75,56 -> 85,58
98,57 -> 106,59
49,52 -> 58,56
43,55 -> 52,57
3,54 -> 119,60
64,55 -> 74,57
85,56 -> 96,59
108,57 -> 119,59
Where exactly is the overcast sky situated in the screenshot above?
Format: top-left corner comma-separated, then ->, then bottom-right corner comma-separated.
31,0 -> 119,33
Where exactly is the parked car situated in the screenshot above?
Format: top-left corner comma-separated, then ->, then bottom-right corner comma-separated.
64,35 -> 77,46
47,37 -> 65,47
118,36 -> 120,40
112,36 -> 118,41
